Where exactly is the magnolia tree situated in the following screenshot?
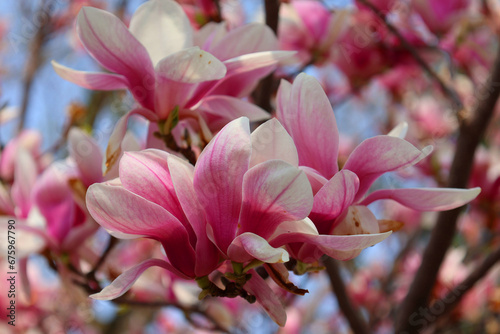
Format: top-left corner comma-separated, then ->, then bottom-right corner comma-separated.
1,0 -> 499,333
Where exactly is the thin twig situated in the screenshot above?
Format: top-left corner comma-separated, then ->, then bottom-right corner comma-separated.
356,0 -> 464,115
425,245 -> 500,328
252,0 -> 281,113
18,0 -> 54,132
396,39 -> 500,333
87,236 -> 118,278
114,297 -> 230,333
322,256 -> 370,334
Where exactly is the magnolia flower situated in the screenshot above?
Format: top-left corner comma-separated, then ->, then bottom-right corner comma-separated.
412,0 -> 470,34
52,0 -> 291,172
86,117 -> 390,325
276,73 -> 480,261
278,0 -> 347,67
0,130 -> 46,182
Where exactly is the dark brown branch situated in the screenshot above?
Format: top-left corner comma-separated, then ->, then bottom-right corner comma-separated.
425,245 -> 500,328
356,0 -> 464,115
252,0 -> 281,113
395,40 -> 500,333
87,236 -> 118,278
322,256 -> 370,334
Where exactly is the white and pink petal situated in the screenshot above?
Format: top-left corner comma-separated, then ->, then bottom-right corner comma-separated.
250,118 -> 298,168
193,117 -> 251,253
360,187 -> 481,211
90,258 -> 190,300
238,160 -> 313,239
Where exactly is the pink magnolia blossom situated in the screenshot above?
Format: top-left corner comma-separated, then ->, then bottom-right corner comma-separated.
86,117 -> 390,325
275,73 -> 480,261
332,5 -> 435,88
16,128 -> 121,254
412,0 -> 470,35
0,130 -> 47,182
52,0 -> 291,172
278,0 -> 347,67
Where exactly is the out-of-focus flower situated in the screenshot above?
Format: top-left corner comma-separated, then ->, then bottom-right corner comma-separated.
409,95 -> 457,139
278,0 -> 348,67
412,0 -> 470,35
0,130 -> 47,182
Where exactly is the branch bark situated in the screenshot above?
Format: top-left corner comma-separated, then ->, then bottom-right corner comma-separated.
395,39 -> 500,333
425,245 -> 500,328
252,0 -> 281,113
323,256 -> 370,334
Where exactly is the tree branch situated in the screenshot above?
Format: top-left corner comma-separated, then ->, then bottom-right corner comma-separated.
425,245 -> 500,328
252,0 -> 281,113
356,0 -> 464,115
395,39 -> 500,333
322,256 -> 370,334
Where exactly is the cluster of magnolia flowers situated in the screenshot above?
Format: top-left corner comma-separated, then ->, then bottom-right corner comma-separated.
6,0 -> 479,326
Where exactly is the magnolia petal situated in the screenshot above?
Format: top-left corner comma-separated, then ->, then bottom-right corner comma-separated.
227,232 -> 289,263
0,183 -> 15,216
387,122 -> 408,139
68,128 -> 103,187
129,0 -> 193,65
224,51 -> 295,74
320,10 -> 349,50
299,166 -> 328,195
312,170 -> 359,218
360,187 -> 481,211
86,183 -> 183,238
276,78 -> 292,114
31,165 -> 79,245
310,170 -> 359,234
91,258 -> 190,300
278,232 -> 391,260
250,118 -> 299,168
198,95 -> 269,125
3,220 -> 48,258
271,218 -> 319,238
244,270 -> 287,327
167,154 -> 220,277
77,6 -> 155,108
119,150 -> 189,229
52,61 -> 129,90
378,220 -> 404,233
343,136 -> 433,201
204,51 -> 295,98
104,108 -> 158,175
165,155 -> 203,234
194,118 -> 251,253
0,130 -> 41,181
154,47 -> 227,116
239,160 -> 313,239
11,148 -> 37,218
270,215 -> 390,260
332,205 -> 380,236
276,73 -> 339,179
207,23 -> 278,61
86,183 -> 196,277
156,47 -> 226,84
